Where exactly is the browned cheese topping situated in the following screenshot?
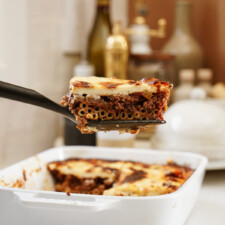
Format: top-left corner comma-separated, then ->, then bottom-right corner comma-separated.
47,158 -> 193,196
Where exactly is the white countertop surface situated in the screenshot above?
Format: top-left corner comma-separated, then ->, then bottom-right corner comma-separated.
185,170 -> 225,224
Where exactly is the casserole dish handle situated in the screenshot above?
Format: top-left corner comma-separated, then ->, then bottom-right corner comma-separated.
13,191 -> 119,212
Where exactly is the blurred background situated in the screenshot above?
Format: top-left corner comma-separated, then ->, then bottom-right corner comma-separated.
0,0 -> 225,169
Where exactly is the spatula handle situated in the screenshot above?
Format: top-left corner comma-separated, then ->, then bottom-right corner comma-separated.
0,81 -> 75,122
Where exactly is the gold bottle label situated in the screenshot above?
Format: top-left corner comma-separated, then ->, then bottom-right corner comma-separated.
105,49 -> 128,79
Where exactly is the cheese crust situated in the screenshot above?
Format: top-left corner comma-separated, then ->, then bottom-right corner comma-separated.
48,158 -> 193,196
69,76 -> 170,97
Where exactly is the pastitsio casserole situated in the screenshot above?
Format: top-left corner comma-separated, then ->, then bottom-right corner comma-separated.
61,77 -> 172,133
47,158 -> 193,196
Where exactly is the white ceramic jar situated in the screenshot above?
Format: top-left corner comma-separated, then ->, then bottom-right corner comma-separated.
152,99 -> 225,161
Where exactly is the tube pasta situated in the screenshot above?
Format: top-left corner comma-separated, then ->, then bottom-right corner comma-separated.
86,113 -> 93,119
92,113 -> 98,120
120,112 -> 127,120
76,102 -> 157,122
99,110 -> 106,119
101,116 -> 107,120
86,113 -> 98,120
94,107 -> 100,112
134,112 -> 142,119
113,112 -> 120,120
141,109 -> 146,113
86,107 -> 93,114
127,113 -> 134,120
149,109 -> 158,119
106,112 -> 113,120
72,96 -> 161,122
78,109 -> 85,116
79,103 -> 87,109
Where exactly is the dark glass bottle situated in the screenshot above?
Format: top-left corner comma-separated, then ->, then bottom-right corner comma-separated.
64,118 -> 96,146
87,0 -> 112,77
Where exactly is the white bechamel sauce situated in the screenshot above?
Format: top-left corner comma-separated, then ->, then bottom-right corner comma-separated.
69,76 -> 169,96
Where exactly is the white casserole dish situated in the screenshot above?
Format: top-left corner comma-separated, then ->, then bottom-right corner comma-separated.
0,146 -> 207,225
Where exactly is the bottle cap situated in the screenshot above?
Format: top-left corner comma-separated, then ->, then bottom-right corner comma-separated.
112,21 -> 123,34
179,69 -> 195,81
190,87 -> 207,100
134,16 -> 146,25
197,69 -> 213,80
73,60 -> 95,77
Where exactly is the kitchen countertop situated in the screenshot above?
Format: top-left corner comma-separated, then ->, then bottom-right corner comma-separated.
185,170 -> 225,224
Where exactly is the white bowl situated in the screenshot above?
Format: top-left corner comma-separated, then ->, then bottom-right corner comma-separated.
152,100 -> 225,160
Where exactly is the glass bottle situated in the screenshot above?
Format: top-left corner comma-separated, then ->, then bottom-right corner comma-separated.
197,69 -> 213,96
87,0 -> 112,77
105,21 -> 129,79
163,0 -> 203,86
173,69 -> 195,102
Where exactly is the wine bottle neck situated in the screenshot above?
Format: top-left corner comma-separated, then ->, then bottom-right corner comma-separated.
97,0 -> 110,10
96,6 -> 110,16
95,1 -> 111,24
97,0 -> 110,5
174,1 -> 192,35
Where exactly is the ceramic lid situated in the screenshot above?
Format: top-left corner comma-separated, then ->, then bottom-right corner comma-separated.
152,99 -> 225,160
